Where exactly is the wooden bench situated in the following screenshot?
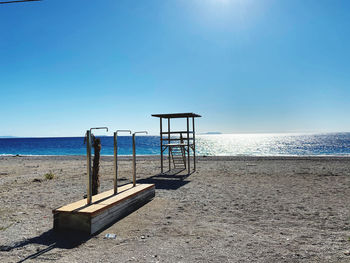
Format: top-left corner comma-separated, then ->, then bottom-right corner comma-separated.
53,183 -> 155,235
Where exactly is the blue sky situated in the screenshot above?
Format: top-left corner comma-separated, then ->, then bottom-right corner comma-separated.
1,0 -> 350,137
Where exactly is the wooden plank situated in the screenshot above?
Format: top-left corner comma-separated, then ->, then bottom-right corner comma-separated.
54,213 -> 90,233
161,138 -> 193,141
152,113 -> 201,118
91,188 -> 154,224
165,143 -> 187,147
161,131 -> 193,134
187,117 -> 190,175
54,184 -> 154,215
53,184 -> 134,213
160,117 -> 163,173
90,187 -> 155,234
87,184 -> 154,216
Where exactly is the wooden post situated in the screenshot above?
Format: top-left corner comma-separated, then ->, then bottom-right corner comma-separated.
192,117 -> 196,171
160,118 -> 163,174
86,130 -> 92,205
168,118 -> 171,171
92,138 -> 101,195
187,117 -> 190,175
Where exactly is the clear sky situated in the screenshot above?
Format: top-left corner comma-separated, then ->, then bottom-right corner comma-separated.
1,0 -> 350,137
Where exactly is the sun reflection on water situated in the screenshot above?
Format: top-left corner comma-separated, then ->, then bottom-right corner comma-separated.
196,133 -> 350,156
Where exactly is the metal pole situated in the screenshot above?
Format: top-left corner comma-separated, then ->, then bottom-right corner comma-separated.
114,130 -> 131,194
113,132 -> 118,194
132,134 -> 136,187
168,118 -> 171,171
187,117 -> 190,175
132,131 -> 148,187
86,130 -> 92,205
192,117 -> 196,171
160,118 -> 163,174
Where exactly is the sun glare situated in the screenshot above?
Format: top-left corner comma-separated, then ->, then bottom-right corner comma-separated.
186,0 -> 259,31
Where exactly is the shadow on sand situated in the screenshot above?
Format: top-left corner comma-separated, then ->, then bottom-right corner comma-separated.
137,168 -> 192,190
0,169 -> 192,262
0,229 -> 89,262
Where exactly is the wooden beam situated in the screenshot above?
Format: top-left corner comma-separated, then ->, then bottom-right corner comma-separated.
160,118 -> 163,173
161,138 -> 193,141
193,117 -> 196,171
168,118 -> 171,171
152,113 -> 201,118
187,117 -> 190,175
161,131 -> 193,134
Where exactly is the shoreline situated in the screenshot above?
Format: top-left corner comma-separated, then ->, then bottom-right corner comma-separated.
2,155 -> 350,161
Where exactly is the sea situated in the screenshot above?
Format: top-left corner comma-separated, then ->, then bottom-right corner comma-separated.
0,133 -> 350,157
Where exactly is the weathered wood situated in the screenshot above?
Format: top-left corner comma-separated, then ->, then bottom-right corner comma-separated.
90,188 -> 154,234
168,118 -> 171,171
160,118 -> 163,173
152,113 -> 201,118
55,184 -> 133,213
92,137 -> 101,195
164,143 -> 187,147
161,131 -> 193,134
193,116 -> 196,171
161,138 -> 192,141
53,183 -> 155,234
187,117 -> 190,175
152,112 -> 201,175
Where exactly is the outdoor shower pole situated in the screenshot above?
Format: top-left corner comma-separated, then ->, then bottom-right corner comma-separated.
132,134 -> 136,187
86,130 -> 92,205
132,131 -> 148,187
114,130 -> 131,195
113,132 -> 118,194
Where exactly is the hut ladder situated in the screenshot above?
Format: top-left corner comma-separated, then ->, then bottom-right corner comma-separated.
169,134 -> 186,169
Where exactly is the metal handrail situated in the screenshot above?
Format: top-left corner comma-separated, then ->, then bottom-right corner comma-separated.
132,131 -> 148,187
113,130 -> 131,194
90,127 -> 108,132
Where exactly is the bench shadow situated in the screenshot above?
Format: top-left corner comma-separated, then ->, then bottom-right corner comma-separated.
1,196 -> 154,262
1,195 -> 152,262
1,169 -> 192,262
0,229 -> 89,262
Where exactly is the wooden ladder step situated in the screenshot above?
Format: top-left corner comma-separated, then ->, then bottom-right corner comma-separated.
169,144 -> 186,169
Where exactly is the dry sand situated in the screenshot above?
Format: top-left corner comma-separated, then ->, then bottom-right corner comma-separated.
0,156 -> 349,262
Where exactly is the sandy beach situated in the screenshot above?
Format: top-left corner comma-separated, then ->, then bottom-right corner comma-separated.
0,156 -> 349,262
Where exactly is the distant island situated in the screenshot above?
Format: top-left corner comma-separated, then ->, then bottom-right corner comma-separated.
201,132 -> 223,135
0,136 -> 17,138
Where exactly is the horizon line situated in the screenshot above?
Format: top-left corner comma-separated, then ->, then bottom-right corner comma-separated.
2,131 -> 350,139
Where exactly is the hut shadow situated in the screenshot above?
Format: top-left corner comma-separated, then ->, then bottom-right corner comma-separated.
137,168 -> 192,190
0,229 -> 89,262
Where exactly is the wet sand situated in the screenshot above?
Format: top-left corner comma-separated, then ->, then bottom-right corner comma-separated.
0,156 -> 349,262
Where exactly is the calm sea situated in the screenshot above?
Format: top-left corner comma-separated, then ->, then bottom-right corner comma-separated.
0,133 -> 350,156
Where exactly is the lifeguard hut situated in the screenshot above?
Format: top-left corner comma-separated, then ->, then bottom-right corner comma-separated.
152,113 -> 201,175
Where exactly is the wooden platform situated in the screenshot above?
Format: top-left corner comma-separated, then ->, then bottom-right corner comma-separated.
53,183 -> 155,235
